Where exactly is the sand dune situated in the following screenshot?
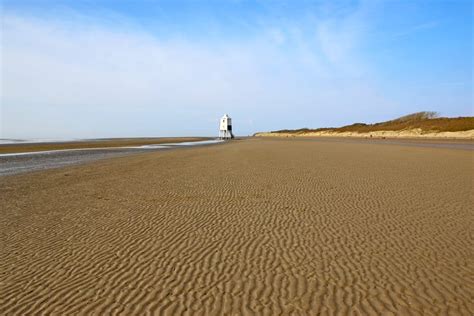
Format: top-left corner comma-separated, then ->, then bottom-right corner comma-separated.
1,138 -> 473,315
254,129 -> 474,139
254,112 -> 474,140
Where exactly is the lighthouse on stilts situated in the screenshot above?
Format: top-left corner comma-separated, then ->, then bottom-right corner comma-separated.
219,114 -> 234,140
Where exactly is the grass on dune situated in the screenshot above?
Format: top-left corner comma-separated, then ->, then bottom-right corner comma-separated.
271,112 -> 474,134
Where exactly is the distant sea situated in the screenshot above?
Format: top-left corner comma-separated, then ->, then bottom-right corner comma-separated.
0,138 -> 81,145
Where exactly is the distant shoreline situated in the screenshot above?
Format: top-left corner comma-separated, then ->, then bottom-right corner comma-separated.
0,137 -> 211,154
0,139 -> 224,176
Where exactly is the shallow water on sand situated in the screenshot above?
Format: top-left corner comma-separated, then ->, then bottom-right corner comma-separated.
0,139 -> 223,176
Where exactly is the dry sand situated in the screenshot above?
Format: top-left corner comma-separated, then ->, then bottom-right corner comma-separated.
1,138 -> 473,315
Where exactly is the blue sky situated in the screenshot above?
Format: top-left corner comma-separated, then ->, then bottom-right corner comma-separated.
1,0 -> 472,138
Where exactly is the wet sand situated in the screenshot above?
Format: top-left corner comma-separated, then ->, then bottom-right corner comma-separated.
0,139 -> 223,176
1,138 -> 473,315
0,137 -> 208,154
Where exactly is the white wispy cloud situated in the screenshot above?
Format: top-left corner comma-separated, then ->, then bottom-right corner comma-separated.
1,5 -> 392,138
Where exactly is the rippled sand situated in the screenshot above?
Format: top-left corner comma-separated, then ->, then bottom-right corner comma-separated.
1,138 -> 472,315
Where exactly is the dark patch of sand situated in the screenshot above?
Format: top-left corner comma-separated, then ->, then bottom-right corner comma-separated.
0,137 -> 209,154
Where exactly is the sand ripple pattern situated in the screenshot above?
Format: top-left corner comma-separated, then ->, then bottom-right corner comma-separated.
1,139 -> 473,315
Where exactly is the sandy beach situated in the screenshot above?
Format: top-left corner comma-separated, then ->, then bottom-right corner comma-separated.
1,138 -> 473,315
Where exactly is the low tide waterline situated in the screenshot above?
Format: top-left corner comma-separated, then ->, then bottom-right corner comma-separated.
0,139 -> 223,157
0,139 -> 224,176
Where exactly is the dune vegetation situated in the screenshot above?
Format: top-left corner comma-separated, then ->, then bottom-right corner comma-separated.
268,112 -> 474,135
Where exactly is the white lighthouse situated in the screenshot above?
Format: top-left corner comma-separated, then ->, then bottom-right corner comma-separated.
219,114 -> 234,139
